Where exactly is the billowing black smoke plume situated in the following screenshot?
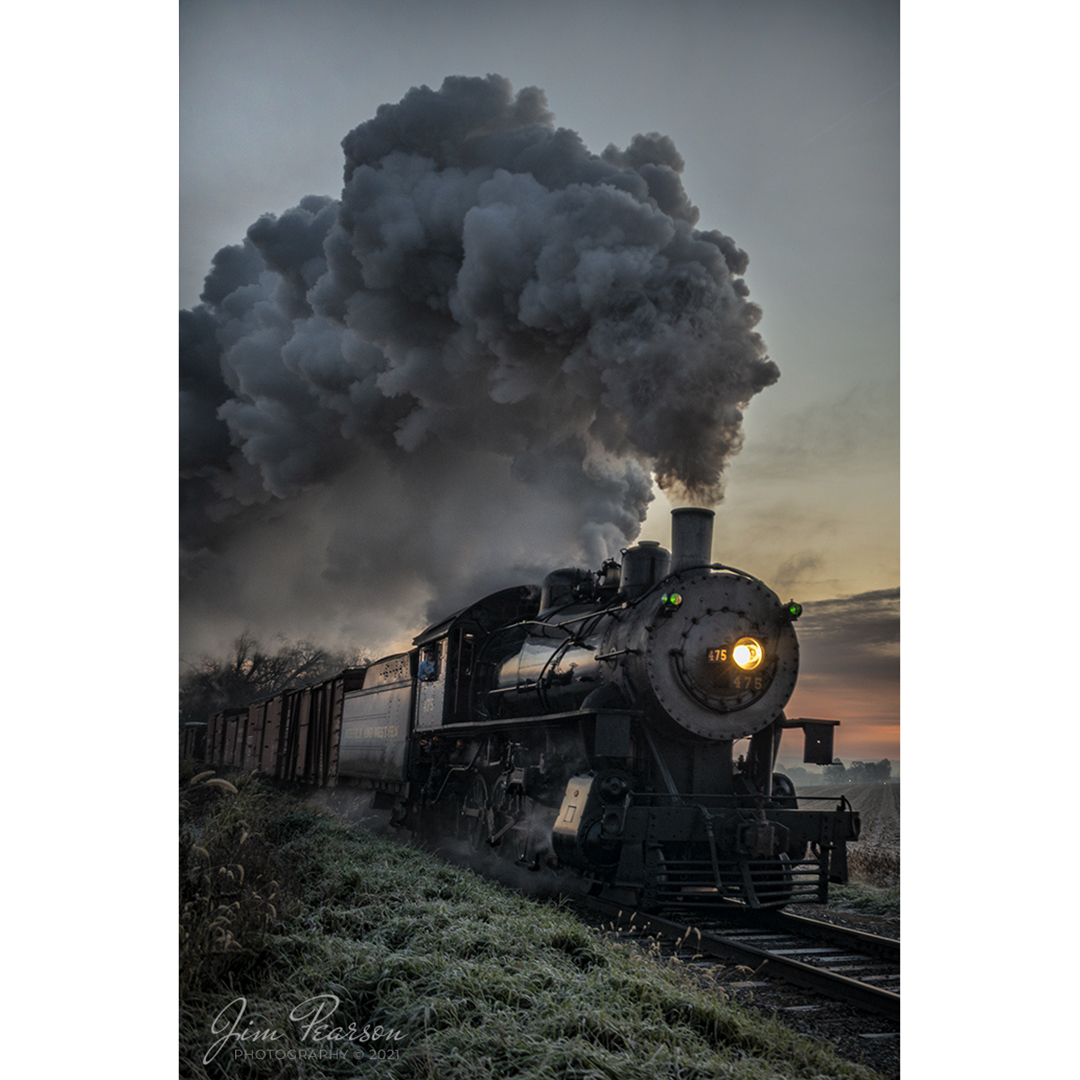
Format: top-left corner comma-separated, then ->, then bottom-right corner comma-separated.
180,75 -> 777,657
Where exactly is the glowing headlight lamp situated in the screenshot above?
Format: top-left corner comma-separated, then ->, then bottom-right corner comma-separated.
731,637 -> 764,670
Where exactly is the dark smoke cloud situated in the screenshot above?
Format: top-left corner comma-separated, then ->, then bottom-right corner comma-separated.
793,588 -> 900,682
180,75 -> 777,656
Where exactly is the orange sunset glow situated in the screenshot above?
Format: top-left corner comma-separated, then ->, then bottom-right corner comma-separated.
786,679 -> 900,763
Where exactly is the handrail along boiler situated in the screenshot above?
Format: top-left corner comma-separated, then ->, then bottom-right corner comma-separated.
194,508 -> 860,910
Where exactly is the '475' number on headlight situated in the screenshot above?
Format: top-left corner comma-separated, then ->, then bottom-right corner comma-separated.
732,675 -> 764,690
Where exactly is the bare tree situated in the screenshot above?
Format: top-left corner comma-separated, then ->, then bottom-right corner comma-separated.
179,633 -> 368,727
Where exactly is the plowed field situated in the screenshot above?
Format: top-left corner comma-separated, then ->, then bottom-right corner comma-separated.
800,783 -> 900,886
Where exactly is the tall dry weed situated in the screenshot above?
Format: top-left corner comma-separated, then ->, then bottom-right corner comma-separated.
179,772 -> 283,996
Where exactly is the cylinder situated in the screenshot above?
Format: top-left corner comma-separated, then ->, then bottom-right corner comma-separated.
670,507 -> 715,574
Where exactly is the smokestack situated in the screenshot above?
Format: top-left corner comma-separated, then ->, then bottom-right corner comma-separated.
670,508 -> 714,575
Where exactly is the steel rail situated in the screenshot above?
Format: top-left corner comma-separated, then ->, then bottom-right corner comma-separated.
580,896 -> 900,1021
699,906 -> 900,965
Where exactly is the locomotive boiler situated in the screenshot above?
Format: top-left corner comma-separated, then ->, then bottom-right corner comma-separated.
197,508 -> 860,911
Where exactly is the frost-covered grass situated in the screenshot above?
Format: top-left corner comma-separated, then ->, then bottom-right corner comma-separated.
179,771 -> 883,1079
827,882 -> 901,918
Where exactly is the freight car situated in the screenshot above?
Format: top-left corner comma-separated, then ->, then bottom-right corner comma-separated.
188,508 -> 860,911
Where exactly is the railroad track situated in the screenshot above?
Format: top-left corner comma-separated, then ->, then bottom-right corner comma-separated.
574,895 -> 900,1022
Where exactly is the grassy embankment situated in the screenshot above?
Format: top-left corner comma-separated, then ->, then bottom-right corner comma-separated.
180,765 -> 884,1080
825,882 -> 900,917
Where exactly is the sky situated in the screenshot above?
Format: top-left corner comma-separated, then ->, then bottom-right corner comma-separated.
179,0 -> 899,764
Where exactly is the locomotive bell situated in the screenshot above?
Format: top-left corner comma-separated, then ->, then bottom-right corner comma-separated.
670,508 -> 715,574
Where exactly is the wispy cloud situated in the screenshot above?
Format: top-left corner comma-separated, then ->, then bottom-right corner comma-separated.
796,587 -> 900,682
739,381 -> 899,482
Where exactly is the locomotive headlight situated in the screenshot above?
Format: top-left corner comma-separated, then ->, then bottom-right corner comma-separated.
731,637 -> 764,670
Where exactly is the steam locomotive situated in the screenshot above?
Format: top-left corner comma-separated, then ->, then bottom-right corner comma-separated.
187,508 -> 860,910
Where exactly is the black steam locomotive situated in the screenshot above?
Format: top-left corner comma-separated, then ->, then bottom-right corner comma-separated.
191,508 -> 859,911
